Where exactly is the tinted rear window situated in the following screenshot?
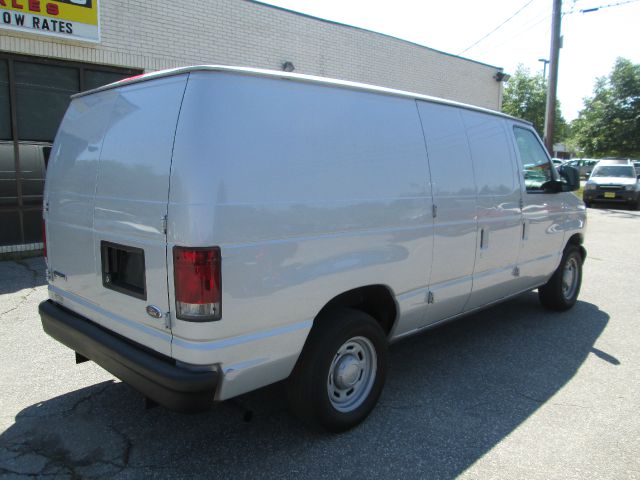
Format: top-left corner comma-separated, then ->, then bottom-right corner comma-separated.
591,166 -> 635,178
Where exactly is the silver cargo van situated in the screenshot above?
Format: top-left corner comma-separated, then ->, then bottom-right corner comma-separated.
39,66 -> 586,432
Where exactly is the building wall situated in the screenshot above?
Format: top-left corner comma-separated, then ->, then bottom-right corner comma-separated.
0,0 -> 503,110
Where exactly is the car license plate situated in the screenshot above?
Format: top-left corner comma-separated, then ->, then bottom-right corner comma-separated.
604,192 -> 616,198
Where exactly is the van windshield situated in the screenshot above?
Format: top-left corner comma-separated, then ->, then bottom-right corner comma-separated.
591,166 -> 635,178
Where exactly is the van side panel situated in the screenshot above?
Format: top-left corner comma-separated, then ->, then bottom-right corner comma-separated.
414,101 -> 478,330
462,112 -> 523,310
168,72 -> 433,398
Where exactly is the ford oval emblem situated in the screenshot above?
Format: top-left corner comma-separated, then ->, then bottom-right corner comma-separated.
146,305 -> 163,319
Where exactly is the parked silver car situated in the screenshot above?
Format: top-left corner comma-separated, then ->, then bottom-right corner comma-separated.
564,158 -> 598,178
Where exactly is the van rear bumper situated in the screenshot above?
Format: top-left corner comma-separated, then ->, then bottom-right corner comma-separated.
38,300 -> 218,413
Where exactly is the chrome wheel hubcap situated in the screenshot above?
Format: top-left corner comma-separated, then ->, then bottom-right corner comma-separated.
562,256 -> 579,300
328,336 -> 377,413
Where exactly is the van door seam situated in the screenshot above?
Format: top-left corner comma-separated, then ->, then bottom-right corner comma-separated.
165,73 -> 191,355
91,95 -> 120,305
413,100 -> 436,307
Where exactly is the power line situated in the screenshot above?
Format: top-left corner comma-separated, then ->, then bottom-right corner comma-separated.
563,0 -> 582,15
458,0 -> 536,55
580,0 -> 640,12
472,12 -> 551,55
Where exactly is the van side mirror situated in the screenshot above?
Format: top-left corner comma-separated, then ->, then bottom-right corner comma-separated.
557,165 -> 580,192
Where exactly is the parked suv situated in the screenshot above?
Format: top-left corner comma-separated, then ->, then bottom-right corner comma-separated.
583,160 -> 640,209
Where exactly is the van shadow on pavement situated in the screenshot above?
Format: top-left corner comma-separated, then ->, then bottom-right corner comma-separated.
0,257 -> 46,296
0,294 -> 609,478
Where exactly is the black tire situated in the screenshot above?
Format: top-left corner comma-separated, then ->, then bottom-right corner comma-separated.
538,245 -> 583,311
583,201 -> 591,208
286,308 -> 388,432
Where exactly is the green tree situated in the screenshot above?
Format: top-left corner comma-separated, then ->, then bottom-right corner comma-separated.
502,65 -> 568,143
571,58 -> 640,157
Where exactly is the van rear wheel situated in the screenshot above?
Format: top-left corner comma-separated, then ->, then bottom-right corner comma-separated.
286,308 -> 388,432
538,245 -> 583,311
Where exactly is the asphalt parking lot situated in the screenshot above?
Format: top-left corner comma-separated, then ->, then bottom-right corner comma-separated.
1,206 -> 639,479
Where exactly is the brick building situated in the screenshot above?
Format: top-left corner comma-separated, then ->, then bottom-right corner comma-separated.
0,0 -> 505,252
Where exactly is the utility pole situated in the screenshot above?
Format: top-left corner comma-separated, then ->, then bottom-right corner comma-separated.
543,0 -> 562,154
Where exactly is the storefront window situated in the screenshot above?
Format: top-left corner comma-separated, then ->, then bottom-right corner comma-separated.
15,62 -> 80,142
0,54 -> 140,248
19,143 -> 46,206
85,70 -> 130,91
22,209 -> 43,243
0,211 -> 21,245
0,142 -> 18,207
0,60 -> 11,140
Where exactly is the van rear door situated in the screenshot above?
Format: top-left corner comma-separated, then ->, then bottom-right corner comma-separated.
45,75 -> 188,356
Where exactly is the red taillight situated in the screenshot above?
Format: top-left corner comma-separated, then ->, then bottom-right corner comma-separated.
42,219 -> 47,261
173,246 -> 221,321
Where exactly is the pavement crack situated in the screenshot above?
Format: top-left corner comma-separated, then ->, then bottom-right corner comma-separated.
0,466 -> 40,478
15,260 -> 42,284
380,401 -> 429,411
511,390 -> 545,404
5,437 -> 83,478
0,260 -> 44,317
66,383 -> 113,416
0,289 -> 36,315
550,402 -> 589,409
103,421 -> 134,472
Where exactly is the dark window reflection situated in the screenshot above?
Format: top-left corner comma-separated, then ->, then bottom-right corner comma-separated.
0,211 -> 21,246
85,70 -> 130,91
15,62 -> 80,142
19,143 -> 46,205
0,142 -> 18,207
0,60 -> 11,140
23,209 -> 43,243
42,146 -> 52,168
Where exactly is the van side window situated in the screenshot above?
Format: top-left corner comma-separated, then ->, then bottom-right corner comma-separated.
462,111 -> 515,196
513,127 -> 553,192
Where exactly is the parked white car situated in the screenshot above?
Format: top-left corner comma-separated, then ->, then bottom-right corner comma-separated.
583,159 -> 640,209
39,66 -> 586,432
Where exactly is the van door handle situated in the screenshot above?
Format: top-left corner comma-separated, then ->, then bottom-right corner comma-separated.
53,270 -> 67,281
480,228 -> 487,249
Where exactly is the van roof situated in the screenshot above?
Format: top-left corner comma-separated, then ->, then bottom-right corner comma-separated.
73,65 -> 531,126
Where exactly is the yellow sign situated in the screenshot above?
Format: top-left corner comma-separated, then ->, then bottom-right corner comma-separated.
0,0 -> 100,43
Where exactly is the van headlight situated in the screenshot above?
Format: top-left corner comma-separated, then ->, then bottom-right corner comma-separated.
585,183 -> 596,190
625,185 -> 635,191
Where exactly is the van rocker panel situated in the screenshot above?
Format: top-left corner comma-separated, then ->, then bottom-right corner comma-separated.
38,300 -> 218,413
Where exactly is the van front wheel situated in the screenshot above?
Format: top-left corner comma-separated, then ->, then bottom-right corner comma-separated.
286,308 -> 388,432
538,245 -> 583,311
